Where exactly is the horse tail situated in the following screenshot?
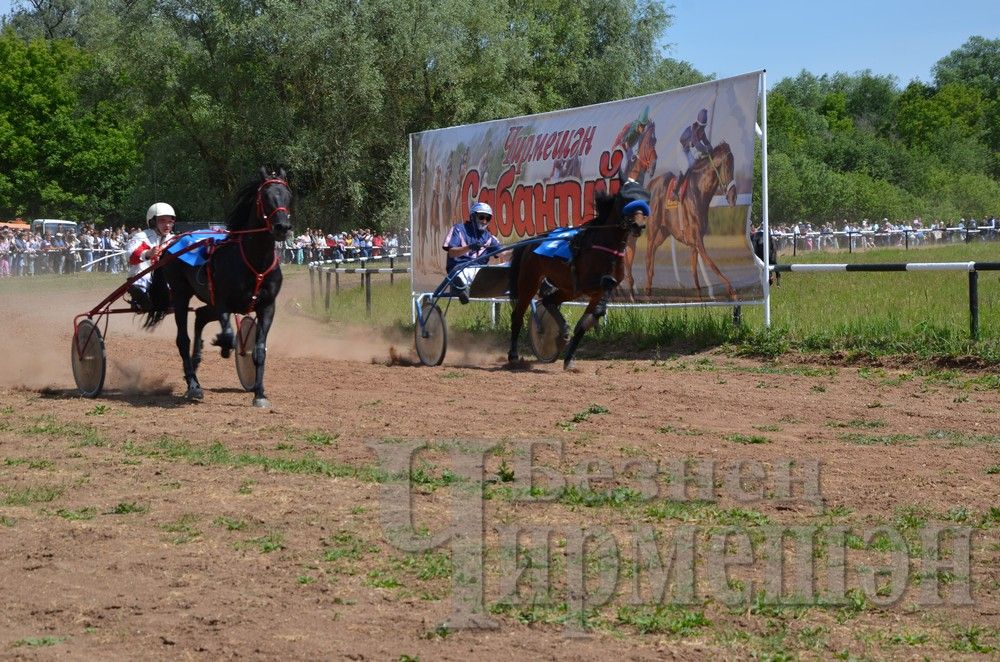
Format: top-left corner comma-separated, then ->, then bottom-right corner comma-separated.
142,267 -> 171,330
507,243 -> 526,302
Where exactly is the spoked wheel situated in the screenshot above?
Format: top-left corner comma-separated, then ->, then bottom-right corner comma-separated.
235,316 -> 258,391
71,319 -> 106,398
414,302 -> 447,366
528,305 -> 563,363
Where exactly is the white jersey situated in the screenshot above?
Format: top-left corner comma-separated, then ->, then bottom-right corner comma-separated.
125,227 -> 174,288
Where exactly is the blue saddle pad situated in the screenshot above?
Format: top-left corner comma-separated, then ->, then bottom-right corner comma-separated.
533,227 -> 582,262
165,231 -> 229,267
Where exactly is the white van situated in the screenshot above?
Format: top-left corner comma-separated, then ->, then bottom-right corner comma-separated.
31,219 -> 79,237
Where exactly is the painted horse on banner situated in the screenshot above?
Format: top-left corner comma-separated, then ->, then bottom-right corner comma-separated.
628,141 -> 739,299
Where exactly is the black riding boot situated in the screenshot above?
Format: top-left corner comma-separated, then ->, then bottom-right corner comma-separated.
128,284 -> 151,312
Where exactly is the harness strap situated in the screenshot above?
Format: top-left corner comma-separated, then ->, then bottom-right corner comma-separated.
590,245 -> 626,258
238,239 -> 280,314
205,240 -> 219,308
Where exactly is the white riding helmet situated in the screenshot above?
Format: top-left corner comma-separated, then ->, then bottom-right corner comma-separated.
146,202 -> 176,222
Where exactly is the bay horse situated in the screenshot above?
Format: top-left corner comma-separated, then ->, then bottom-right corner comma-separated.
506,178 -> 649,370
147,167 -> 292,407
638,142 -> 738,299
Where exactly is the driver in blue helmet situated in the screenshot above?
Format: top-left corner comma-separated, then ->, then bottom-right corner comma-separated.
442,201 -> 503,304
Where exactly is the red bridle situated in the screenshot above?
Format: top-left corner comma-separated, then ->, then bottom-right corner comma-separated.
254,177 -> 291,233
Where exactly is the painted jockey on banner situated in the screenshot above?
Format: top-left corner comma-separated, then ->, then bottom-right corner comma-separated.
613,107 -> 657,185
670,108 -> 713,201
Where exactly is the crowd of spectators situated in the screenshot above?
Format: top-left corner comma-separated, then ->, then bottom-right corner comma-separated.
280,228 -> 404,264
768,216 -> 1000,252
0,223 -> 409,278
0,224 -> 134,277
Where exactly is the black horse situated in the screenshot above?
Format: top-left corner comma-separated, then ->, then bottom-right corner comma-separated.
148,167 -> 292,407
506,178 -> 649,370
751,228 -> 780,285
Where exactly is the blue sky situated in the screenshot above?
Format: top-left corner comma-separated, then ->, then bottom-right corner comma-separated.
667,0 -> 1000,87
1,0 -> 996,88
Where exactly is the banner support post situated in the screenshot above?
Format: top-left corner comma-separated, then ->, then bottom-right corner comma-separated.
760,70 -> 771,328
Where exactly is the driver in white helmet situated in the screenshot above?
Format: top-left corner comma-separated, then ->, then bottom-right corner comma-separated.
125,202 -> 176,311
442,201 -> 503,304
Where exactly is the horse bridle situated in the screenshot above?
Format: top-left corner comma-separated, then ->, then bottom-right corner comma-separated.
206,176 -> 290,313
704,150 -> 736,197
254,177 -> 291,234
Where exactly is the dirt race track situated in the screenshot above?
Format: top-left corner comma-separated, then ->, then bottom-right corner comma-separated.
1,273 -> 998,660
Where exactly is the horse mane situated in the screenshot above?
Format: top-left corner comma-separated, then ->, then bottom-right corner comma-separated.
225,177 -> 261,231
691,141 -> 731,173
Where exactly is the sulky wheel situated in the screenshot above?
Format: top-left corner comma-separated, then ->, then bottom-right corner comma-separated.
235,316 -> 258,391
71,319 -> 107,398
414,302 -> 447,366
528,305 -> 562,363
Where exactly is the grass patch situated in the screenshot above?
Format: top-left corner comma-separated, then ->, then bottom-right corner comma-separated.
927,429 -> 1000,446
0,515 -> 15,526
825,418 -> 887,429
657,424 -> 704,436
1,484 -> 63,506
13,636 -> 66,647
616,605 -> 710,635
128,437 -> 389,483
237,532 -> 284,554
557,404 -> 609,431
107,502 -> 147,515
160,514 -> 201,544
322,530 -> 378,563
213,516 -> 247,531
54,507 -> 97,521
4,458 -> 54,470
22,415 -> 105,447
725,433 -> 770,445
838,432 -> 917,446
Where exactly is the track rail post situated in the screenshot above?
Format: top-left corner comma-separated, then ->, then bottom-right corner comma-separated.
325,271 -> 332,310
969,271 -> 979,341
309,266 -> 315,305
365,271 -> 373,317
732,305 -> 742,327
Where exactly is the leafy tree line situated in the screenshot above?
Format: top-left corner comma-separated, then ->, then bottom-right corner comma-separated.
758,36 -> 1000,225
1,1 -> 997,229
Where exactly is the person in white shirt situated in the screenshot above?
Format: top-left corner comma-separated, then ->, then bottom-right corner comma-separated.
125,202 -> 176,311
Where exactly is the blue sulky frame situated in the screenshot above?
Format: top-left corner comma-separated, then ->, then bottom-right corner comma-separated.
413,236 -> 557,367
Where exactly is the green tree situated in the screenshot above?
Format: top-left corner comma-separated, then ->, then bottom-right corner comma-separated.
0,28 -> 141,220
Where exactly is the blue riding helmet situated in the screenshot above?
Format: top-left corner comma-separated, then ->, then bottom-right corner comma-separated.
623,200 -> 651,217
469,201 -> 493,220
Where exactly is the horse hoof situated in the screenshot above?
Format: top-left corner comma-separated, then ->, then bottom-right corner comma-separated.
507,352 -> 520,363
186,386 -> 204,400
253,397 -> 270,409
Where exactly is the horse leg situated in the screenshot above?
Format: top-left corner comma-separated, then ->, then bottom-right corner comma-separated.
212,312 -> 235,358
541,290 -> 570,347
563,295 -> 602,371
645,221 -> 667,296
623,235 -> 637,302
690,248 -> 702,298
191,306 -> 214,374
508,295 -> 532,363
173,302 -> 203,400
696,239 -> 738,299
250,306 -> 275,408
592,275 -> 618,319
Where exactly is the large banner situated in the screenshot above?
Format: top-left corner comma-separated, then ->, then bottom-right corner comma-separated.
410,72 -> 763,302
